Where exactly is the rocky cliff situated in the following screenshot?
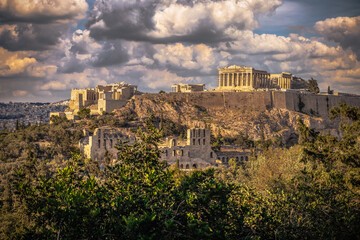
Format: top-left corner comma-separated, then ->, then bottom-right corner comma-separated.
114,92 -> 349,145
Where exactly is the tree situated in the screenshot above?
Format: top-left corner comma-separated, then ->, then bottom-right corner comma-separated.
294,103 -> 360,238
11,122 -> 257,239
77,108 -> 91,119
307,78 -> 320,94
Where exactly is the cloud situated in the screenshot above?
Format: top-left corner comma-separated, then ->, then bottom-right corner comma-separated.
141,68 -> 192,89
90,41 -> 129,67
0,47 -> 37,76
153,43 -> 217,74
315,16 -> 360,60
0,0 -> 88,24
87,0 -> 282,43
12,90 -> 28,97
0,23 -> 70,51
0,0 -> 88,51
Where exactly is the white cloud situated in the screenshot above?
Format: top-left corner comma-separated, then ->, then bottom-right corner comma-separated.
315,16 -> 360,60
0,0 -> 88,23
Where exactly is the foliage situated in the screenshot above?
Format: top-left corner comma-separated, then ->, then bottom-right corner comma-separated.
77,108 -> 91,119
1,103 -> 360,239
307,78 -> 320,94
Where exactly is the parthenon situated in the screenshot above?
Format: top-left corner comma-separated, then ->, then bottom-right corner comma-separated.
217,65 -> 292,91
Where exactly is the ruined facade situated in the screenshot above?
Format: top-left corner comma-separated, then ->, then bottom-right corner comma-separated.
79,127 -> 135,162
216,146 -> 250,164
217,65 -> 293,91
78,126 -> 251,169
69,82 -> 137,114
159,128 -> 250,169
171,83 -> 205,93
270,72 -> 292,89
159,128 -> 217,169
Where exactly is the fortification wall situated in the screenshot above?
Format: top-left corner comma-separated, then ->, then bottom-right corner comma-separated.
138,92 -> 273,111
134,91 -> 360,117
272,92 -> 360,117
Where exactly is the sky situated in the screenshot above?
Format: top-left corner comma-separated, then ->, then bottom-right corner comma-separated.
0,0 -> 359,102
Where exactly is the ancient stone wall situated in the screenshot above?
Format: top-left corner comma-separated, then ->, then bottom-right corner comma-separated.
135,91 -> 360,118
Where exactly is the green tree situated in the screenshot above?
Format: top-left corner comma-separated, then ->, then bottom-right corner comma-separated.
307,77 -> 320,94
77,108 -> 91,119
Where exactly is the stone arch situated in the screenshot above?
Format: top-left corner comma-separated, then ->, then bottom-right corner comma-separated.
192,164 -> 197,169
236,157 -> 239,161
245,156 -> 248,161
186,164 -> 189,169
241,156 -> 244,161
193,139 -> 196,145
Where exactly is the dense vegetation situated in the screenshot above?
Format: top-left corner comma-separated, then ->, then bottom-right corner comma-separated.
0,104 -> 359,239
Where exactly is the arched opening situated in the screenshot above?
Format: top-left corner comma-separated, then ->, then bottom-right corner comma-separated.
245,156 -> 248,161
210,152 -> 213,158
198,139 -> 200,145
241,156 -> 243,161
236,157 -> 239,161
180,164 -> 183,169
203,139 -> 205,145
193,139 -> 196,145
186,164 -> 189,169
173,150 -> 176,156
192,164 -> 197,169
203,129 -> 206,136
222,157 -> 225,162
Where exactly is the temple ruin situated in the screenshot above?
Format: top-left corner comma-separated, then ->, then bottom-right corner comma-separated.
217,65 -> 292,91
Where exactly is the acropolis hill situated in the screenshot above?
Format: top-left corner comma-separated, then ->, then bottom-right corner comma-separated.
51,65 -> 360,143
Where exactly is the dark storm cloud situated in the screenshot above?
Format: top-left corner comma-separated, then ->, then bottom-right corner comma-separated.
57,57 -> 86,74
0,23 -> 67,51
91,41 -> 129,67
0,0 -> 88,51
86,0 -> 281,44
86,0 -> 157,41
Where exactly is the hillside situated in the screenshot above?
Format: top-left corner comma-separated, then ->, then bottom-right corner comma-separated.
114,92 -> 343,145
